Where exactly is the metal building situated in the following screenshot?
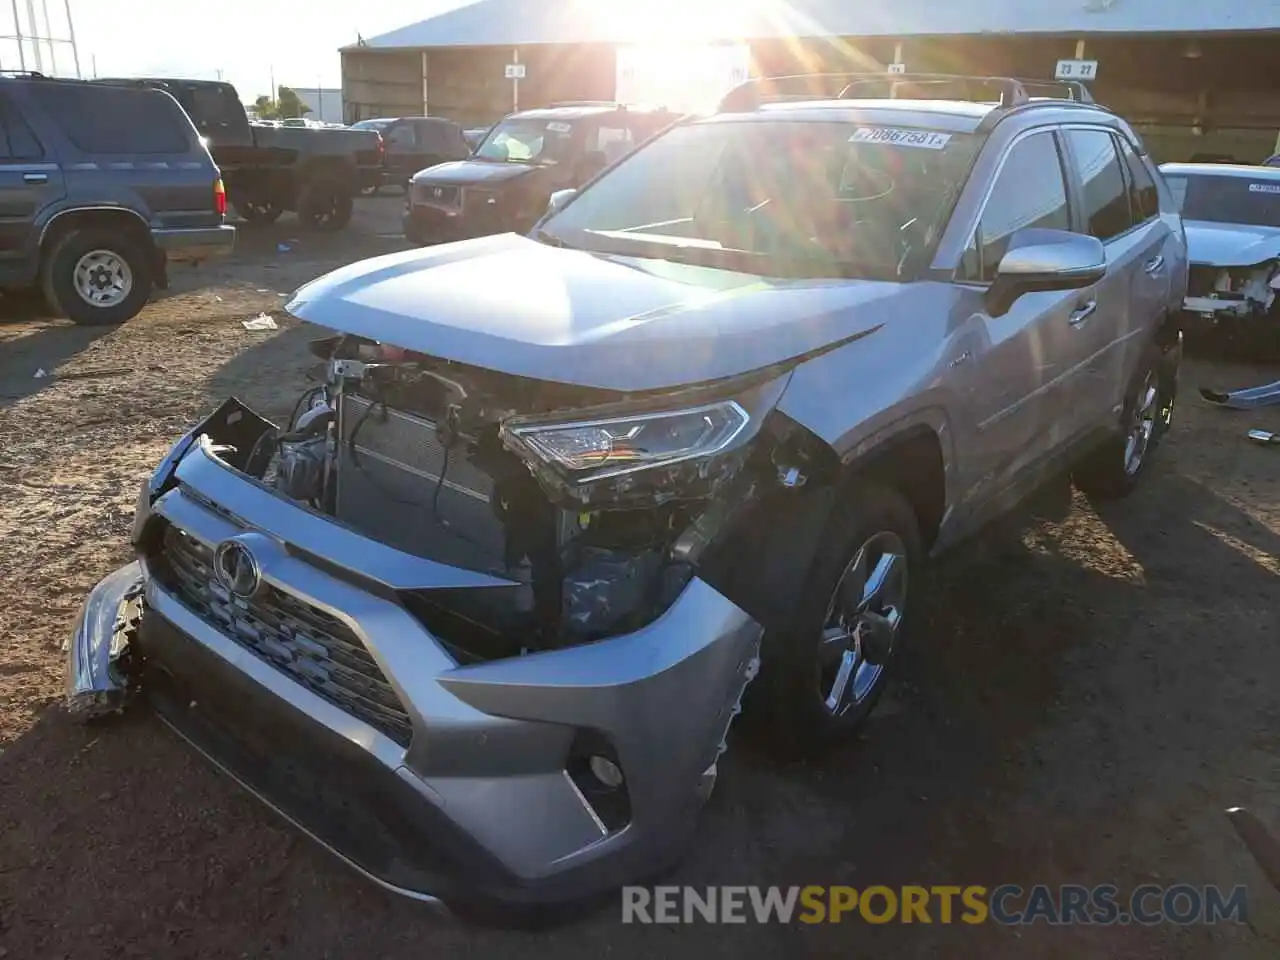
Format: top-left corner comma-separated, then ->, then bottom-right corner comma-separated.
341,0 -> 1280,162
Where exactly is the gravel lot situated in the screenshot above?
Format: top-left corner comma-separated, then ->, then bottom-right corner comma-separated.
1,200 -> 1279,958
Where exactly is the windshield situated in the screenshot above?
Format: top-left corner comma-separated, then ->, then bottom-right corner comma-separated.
538,120 -> 980,280
1164,174 -> 1280,227
352,119 -> 392,132
474,117 -> 575,164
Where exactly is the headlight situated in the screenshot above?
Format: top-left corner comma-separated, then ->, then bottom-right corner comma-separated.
505,401 -> 750,482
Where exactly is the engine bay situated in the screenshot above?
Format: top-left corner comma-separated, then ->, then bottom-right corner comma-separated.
210,334 -> 825,663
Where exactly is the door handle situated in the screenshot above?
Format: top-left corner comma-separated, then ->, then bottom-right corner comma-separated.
1068,300 -> 1097,327
22,172 -> 47,184
1144,255 -> 1165,275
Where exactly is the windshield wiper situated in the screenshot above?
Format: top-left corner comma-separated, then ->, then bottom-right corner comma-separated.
533,228 -> 570,248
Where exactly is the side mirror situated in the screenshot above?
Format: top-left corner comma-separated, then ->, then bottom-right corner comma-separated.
547,188 -> 577,215
985,229 -> 1106,317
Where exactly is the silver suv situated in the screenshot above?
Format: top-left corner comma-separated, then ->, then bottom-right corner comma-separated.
68,74 -> 1185,919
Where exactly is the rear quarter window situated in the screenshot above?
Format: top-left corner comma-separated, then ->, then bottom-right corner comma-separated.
29,83 -> 192,154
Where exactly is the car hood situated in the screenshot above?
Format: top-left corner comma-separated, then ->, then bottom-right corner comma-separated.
1184,220 -> 1280,267
411,159 -> 538,185
285,233 -> 901,393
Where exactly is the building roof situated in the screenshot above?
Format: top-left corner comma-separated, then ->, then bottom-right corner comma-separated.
362,0 -> 1280,50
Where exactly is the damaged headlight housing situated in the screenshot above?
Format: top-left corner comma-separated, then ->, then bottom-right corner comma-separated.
508,401 -> 750,481
501,374 -> 791,506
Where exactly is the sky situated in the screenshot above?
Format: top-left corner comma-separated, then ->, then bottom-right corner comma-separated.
1,0 -> 466,100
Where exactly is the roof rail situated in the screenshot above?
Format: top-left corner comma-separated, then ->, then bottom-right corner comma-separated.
546,100 -> 623,108
717,72 -> 1093,113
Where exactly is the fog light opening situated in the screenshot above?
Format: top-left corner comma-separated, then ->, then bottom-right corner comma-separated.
589,754 -> 624,789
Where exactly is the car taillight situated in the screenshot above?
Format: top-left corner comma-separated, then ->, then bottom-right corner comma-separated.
214,177 -> 227,216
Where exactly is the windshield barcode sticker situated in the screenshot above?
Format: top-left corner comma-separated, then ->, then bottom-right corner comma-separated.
1249,183 -> 1280,194
546,121 -> 572,134
849,127 -> 951,149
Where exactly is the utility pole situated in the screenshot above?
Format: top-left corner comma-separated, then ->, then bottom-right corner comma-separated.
62,0 -> 79,76
10,0 -> 25,71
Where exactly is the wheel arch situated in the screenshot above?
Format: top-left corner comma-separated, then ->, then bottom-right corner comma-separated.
838,423 -> 949,551
39,206 -> 152,253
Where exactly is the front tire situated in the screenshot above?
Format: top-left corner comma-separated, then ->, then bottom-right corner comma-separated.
41,228 -> 153,326
236,196 -> 283,225
1074,345 -> 1167,499
748,481 -> 922,754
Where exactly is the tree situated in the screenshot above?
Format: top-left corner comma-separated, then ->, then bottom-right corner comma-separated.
250,87 -> 312,121
252,94 -> 276,120
276,86 -> 312,120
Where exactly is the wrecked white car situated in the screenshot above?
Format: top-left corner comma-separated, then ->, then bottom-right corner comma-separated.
1160,162 -> 1280,332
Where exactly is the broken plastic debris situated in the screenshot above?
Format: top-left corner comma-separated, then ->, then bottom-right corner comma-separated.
241,313 -> 278,331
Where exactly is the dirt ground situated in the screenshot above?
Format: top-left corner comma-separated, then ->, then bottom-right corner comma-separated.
1,200 -> 1279,958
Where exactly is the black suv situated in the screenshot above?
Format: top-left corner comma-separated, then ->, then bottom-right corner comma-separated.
0,74 -> 234,325
403,102 -> 679,244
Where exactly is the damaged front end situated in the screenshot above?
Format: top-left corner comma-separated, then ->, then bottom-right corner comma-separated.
67,331 -> 835,909
1184,259 -> 1280,324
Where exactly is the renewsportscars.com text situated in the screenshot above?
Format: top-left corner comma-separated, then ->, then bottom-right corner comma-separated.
621,884 -> 1249,925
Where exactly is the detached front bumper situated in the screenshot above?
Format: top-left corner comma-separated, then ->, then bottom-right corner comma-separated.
67,436 -> 761,911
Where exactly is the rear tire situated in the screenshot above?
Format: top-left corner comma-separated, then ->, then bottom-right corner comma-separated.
746,481 -> 922,756
298,178 -> 354,231
1074,344 -> 1167,499
41,227 -> 153,326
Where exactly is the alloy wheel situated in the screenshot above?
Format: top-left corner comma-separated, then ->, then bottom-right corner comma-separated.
817,531 -> 908,717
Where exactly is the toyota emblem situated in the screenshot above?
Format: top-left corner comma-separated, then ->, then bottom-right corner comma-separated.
213,540 -> 262,599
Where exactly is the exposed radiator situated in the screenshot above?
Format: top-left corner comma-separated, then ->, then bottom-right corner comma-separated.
336,392 -> 508,573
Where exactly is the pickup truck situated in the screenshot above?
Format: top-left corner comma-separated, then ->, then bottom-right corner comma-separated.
94,78 -> 383,230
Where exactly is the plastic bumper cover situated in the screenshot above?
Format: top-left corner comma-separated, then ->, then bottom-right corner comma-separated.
71,437 -> 762,908
63,561 -> 143,719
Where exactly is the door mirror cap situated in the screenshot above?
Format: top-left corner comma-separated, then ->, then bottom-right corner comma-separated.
547,188 -> 578,215
986,229 -> 1107,317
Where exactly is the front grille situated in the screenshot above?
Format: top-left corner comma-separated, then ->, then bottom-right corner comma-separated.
151,522 -> 413,746
414,182 -> 460,208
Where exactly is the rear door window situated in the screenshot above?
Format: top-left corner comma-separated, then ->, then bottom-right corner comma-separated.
385,122 -> 416,148
1065,128 -> 1133,241
30,83 -> 190,154
1115,136 -> 1159,221
0,96 -> 45,159
593,124 -> 634,164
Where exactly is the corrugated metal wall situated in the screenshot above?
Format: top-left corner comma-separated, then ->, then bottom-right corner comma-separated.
341,50 -> 424,122
342,34 -> 1280,161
